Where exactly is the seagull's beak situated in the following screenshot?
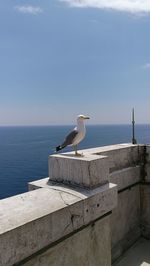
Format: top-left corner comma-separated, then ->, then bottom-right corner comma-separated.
84,116 -> 90,120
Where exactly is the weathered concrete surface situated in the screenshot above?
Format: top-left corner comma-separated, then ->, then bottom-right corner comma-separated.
109,166 -> 140,191
29,164 -> 141,194
114,238 -> 150,266
0,183 -> 117,266
49,153 -> 109,188
145,164 -> 150,182
97,145 -> 143,173
111,185 -> 141,262
49,144 -> 143,189
144,145 -> 150,182
140,144 -> 150,239
144,145 -> 150,183
76,144 -> 143,173
28,177 -> 50,191
1,143 -> 149,266
143,145 -> 150,183
145,145 -> 150,163
23,216 -> 111,266
31,144 -> 144,263
141,184 -> 150,238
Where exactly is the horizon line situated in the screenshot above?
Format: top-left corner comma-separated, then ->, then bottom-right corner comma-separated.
0,123 -> 150,127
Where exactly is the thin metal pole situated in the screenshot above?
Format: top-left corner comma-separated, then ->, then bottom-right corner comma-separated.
132,108 -> 137,144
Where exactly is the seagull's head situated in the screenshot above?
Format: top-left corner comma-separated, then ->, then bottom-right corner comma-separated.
77,115 -> 90,122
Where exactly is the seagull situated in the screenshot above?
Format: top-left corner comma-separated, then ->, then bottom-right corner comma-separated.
56,115 -> 90,156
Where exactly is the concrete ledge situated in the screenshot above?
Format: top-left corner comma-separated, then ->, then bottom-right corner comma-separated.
0,183 -> 117,266
48,144 -> 143,189
49,153 -> 109,188
29,164 -> 141,194
70,144 -> 143,171
94,144 -> 143,173
109,166 -> 141,191
28,177 -> 50,191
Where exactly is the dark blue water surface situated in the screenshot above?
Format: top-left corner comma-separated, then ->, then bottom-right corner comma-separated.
0,125 -> 150,199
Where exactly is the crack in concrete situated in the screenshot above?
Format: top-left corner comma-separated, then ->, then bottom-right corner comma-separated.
59,191 -> 74,233
87,162 -> 91,178
59,191 -> 83,233
48,186 -> 84,201
59,191 -> 70,207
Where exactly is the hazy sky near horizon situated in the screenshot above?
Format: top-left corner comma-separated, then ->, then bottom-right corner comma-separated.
1,0 -> 150,125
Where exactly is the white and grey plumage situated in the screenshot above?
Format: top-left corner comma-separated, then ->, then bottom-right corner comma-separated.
56,115 -> 90,155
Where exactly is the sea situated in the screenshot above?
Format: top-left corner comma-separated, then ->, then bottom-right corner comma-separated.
0,124 -> 150,200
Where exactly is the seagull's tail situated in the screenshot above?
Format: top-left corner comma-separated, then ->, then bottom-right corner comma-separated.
56,145 -> 66,152
56,145 -> 61,152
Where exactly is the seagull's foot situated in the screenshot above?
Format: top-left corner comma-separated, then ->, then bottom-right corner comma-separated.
75,152 -> 84,157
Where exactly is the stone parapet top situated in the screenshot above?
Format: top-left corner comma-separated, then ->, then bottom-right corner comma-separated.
0,183 -> 117,235
0,182 -> 117,266
61,143 -> 140,155
49,144 -> 143,188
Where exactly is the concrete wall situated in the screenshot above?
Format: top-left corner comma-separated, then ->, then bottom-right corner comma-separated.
111,185 -> 141,262
69,144 -> 143,262
141,145 -> 150,239
0,144 -> 150,266
28,144 -> 145,264
99,144 -> 150,261
97,145 -> 142,262
23,215 -> 111,266
0,145 -> 118,266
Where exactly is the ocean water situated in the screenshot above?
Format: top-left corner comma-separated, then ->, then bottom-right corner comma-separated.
0,124 -> 150,200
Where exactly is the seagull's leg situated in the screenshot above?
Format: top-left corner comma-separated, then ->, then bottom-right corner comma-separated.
74,145 -> 78,156
74,145 -> 83,157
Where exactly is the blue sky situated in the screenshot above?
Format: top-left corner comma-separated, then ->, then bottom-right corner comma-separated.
1,0 -> 150,125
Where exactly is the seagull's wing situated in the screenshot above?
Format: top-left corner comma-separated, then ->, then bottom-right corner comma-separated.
62,128 -> 78,147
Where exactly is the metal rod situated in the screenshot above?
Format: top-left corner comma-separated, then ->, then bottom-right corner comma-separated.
132,108 -> 137,144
